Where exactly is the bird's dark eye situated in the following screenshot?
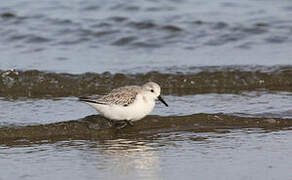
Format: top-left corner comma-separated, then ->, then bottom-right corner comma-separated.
151,89 -> 154,93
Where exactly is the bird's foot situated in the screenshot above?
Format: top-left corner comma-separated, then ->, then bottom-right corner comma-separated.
125,120 -> 134,127
114,120 -> 134,129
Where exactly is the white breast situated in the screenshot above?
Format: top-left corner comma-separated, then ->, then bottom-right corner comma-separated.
84,94 -> 155,121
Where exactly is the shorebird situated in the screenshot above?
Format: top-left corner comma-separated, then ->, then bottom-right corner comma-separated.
79,82 -> 168,128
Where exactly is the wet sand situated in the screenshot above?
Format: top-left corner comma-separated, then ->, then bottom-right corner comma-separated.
0,114 -> 291,144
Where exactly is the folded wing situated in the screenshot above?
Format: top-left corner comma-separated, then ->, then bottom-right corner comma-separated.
79,86 -> 140,106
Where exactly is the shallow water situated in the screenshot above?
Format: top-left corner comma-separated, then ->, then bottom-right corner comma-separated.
1,130 -> 292,180
1,91 -> 292,127
1,91 -> 292,179
1,0 -> 292,179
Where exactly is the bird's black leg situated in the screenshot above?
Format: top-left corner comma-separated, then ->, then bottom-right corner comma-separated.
124,120 -> 134,127
113,120 -> 133,129
116,122 -> 128,129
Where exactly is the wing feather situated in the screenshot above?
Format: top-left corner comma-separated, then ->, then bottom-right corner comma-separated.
80,86 -> 141,106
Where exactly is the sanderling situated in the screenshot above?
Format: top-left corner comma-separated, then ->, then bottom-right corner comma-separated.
79,82 -> 168,128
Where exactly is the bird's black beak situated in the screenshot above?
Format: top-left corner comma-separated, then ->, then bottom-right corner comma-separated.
158,95 -> 168,107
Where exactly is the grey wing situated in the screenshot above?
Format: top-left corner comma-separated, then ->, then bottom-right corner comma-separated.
95,86 -> 140,106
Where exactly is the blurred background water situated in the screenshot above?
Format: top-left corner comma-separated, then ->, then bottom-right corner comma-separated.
0,0 -> 292,73
1,0 -> 292,179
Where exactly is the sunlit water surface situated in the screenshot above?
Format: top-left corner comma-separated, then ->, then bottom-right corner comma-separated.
1,130 -> 291,180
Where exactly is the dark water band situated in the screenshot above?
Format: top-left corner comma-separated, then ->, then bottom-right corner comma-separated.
1,66 -> 292,98
1,113 -> 291,145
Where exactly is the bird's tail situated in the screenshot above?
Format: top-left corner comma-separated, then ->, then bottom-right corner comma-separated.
78,97 -> 106,105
